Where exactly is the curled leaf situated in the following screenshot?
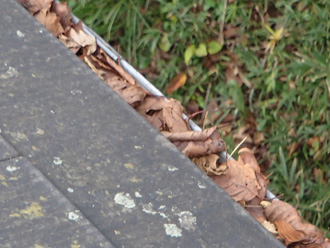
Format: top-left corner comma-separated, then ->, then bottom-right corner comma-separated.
162,127 -> 225,157
265,200 -> 327,247
192,154 -> 227,176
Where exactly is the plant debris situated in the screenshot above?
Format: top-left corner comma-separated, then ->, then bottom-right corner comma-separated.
17,1 -> 330,247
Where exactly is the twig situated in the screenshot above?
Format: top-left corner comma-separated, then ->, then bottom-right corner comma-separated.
202,111 -> 209,130
230,136 -> 247,157
219,0 -> 228,45
325,78 -> 330,96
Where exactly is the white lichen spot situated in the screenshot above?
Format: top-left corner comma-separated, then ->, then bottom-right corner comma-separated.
134,191 -> 142,198
19,202 -> 44,220
134,145 -> 143,150
39,196 -> 47,201
178,211 -> 197,231
70,90 -> 82,95
53,157 -> 62,166
1,67 -> 18,79
130,177 -> 142,183
71,240 -> 80,248
6,165 -> 20,172
10,131 -> 27,140
198,182 -> 206,189
158,205 -> 166,210
164,224 -> 182,237
16,30 -> 25,38
67,188 -> 74,193
114,230 -> 121,235
142,203 -> 157,215
32,146 -> 39,151
124,163 -> 134,170
68,211 -> 80,221
35,128 -> 44,135
168,165 -> 178,172
114,192 -> 136,209
159,212 -> 168,219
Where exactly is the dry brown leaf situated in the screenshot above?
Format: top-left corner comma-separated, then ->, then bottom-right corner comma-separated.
51,1 -> 71,32
275,219 -> 306,246
211,159 -> 261,202
265,200 -> 327,247
18,0 -> 53,15
253,131 -> 265,145
262,220 -> 278,235
84,56 -> 106,79
67,28 -> 96,55
245,198 -> 267,223
101,49 -> 136,85
162,127 -> 225,157
35,8 -> 64,37
238,148 -> 260,173
59,33 -> 80,54
105,76 -> 146,107
223,24 -> 240,39
137,96 -> 190,132
192,154 -> 227,176
238,148 -> 268,200
166,72 -> 187,94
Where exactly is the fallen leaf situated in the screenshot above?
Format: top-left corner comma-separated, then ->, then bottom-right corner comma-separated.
238,148 -> 260,173
102,49 -> 136,85
18,0 -> 53,15
162,127 -> 225,157
166,72 -> 187,94
262,220 -> 278,235
35,8 -> 64,37
275,219 -> 306,246
245,198 -> 267,223
137,96 -> 190,132
211,159 -> 261,202
67,28 -> 96,55
223,24 -> 240,39
264,200 -> 327,247
192,154 -> 227,176
105,75 -> 146,107
51,1 -> 71,32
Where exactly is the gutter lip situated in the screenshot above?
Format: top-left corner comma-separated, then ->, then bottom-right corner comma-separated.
69,9 -> 277,201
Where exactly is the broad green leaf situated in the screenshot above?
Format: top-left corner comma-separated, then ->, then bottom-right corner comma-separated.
159,33 -> 171,52
207,40 -> 222,54
194,43 -> 208,57
184,44 -> 196,65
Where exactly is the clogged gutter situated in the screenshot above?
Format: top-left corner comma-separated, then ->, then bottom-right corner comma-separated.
17,1 -> 330,247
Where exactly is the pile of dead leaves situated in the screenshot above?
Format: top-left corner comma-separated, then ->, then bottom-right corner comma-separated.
18,1 -> 330,247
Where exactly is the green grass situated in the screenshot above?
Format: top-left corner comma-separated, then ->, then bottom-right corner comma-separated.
65,0 -> 330,235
